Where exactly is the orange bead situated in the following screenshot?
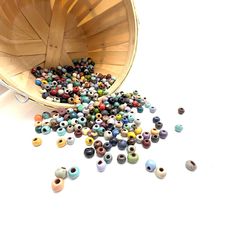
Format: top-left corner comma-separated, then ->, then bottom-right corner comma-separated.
51,178 -> 64,192
34,114 -> 43,122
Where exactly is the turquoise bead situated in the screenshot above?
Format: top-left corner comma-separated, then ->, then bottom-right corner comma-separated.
78,117 -> 87,126
35,126 -> 42,134
145,160 -> 156,172
41,126 -> 51,135
70,112 -> 78,119
67,108 -> 74,113
137,106 -> 144,113
42,112 -> 51,119
98,127 -> 105,136
128,114 -> 135,123
57,127 -> 66,136
145,102 -> 151,108
92,124 -> 100,132
175,124 -> 183,133
68,167 -> 80,179
77,104 -> 84,111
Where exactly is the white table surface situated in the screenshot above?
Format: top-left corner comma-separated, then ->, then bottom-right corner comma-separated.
0,1 -> 236,235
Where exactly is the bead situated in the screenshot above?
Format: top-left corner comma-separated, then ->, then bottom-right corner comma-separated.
66,125 -> 74,133
85,137 -> 94,146
82,127 -> 90,135
175,124 -> 183,133
155,121 -> 163,130
42,112 -> 51,119
142,131 -> 151,139
32,137 -> 42,147
71,118 -> 79,125
178,107 -> 185,115
103,142 -> 112,151
185,160 -> 197,171
149,106 -> 157,113
74,130 -> 82,138
151,128 -> 159,136
142,139 -> 151,149
60,120 -> 68,128
151,134 -> 159,143
136,134 -> 143,144
159,130 -> 168,139
57,127 -> 66,136
35,126 -> 42,134
127,153 -> 139,164
127,145 -> 136,153
117,139 -> 127,150
117,154 -> 126,164
109,137 -> 118,147
112,128 -> 120,137
67,136 -> 75,145
121,129 -> 128,137
34,114 -> 43,122
51,178 -> 64,192
84,147 -> 95,158
57,138 -> 66,148
127,138 -> 136,146
153,116 -> 160,123
96,146 -> 106,157
57,108 -> 67,116
41,126 -> 51,135
94,140 -> 103,149
127,132 -> 136,139
104,130 -> 113,140
96,160 -> 106,172
155,167 -> 167,179
34,121 -> 42,127
55,167 -> 67,179
115,120 -> 123,128
92,124 -> 100,132
137,106 -> 144,113
68,167 -> 80,179
134,118 -> 141,127
74,124 -> 83,131
104,153 -> 113,164
134,127 -> 142,135
145,160 -> 156,172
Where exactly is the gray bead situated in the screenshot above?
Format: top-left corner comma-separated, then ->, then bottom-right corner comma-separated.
117,154 -> 126,164
55,167 -> 67,179
104,153 -> 113,164
185,160 -> 197,171
67,136 -> 75,145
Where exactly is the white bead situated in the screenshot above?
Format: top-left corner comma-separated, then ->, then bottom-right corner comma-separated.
155,167 -> 167,179
104,131 -> 113,140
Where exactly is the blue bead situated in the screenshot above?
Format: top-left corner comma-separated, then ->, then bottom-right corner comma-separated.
35,79 -> 42,86
103,142 -> 112,151
70,112 -> 78,119
42,112 -> 51,119
137,106 -> 144,113
122,117 -> 129,124
153,116 -> 160,123
57,127 -> 66,136
175,124 -> 183,133
109,137 -> 118,147
98,127 -> 105,136
145,160 -> 156,172
41,126 -> 51,135
92,124 -> 100,132
149,106 -> 157,113
112,128 -> 120,137
68,167 -> 80,179
56,117 -> 64,123
117,139 -> 127,150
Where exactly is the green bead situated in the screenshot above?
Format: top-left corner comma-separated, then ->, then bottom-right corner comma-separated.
175,124 -> 183,132
47,77 -> 53,82
128,153 -> 139,164
114,102 -> 119,107
73,81 -> 80,86
35,126 -> 42,134
66,79 -> 72,83
97,89 -> 103,96
103,90 -> 109,95
77,104 -> 84,112
94,108 -> 100,114
123,123 -> 131,131
67,119 -> 72,125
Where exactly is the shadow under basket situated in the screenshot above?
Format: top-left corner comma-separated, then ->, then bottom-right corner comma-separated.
0,0 -> 138,108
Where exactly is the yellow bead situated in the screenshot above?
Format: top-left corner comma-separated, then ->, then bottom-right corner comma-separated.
32,137 -> 42,147
57,138 -> 66,148
82,127 -> 91,136
85,137 -> 94,146
134,127 -> 142,135
128,132 -> 136,139
41,80 -> 48,85
34,121 -> 42,127
151,128 -> 159,136
116,114 -> 122,121
96,113 -> 102,119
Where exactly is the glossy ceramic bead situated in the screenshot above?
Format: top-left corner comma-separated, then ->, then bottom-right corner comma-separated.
121,129 -> 128,137
52,178 -> 64,192
41,126 -> 51,135
57,138 -> 66,148
145,160 -> 156,172
32,137 -> 42,147
103,142 -> 112,151
57,127 -> 66,136
127,145 -> 136,153
104,130 -> 113,140
127,153 -> 139,164
178,107 -> 185,115
136,134 -> 143,144
85,137 -> 94,146
159,130 -> 168,139
96,160 -> 106,172
117,154 -> 126,164
142,139 -> 151,149
155,121 -> 163,130
42,112 -> 51,119
96,146 -> 106,157
84,147 -> 95,158
117,140 -> 127,150
185,160 -> 197,171
127,138 -> 136,146
74,130 -> 82,138
151,135 -> 159,143
109,137 -> 118,147
175,124 -> 183,133
153,116 -> 160,123
60,120 -> 68,128
142,131 -> 151,139
149,106 -> 157,113
134,127 -> 142,135
92,124 -> 100,132
128,132 -> 136,139
67,136 -> 75,145
34,114 -> 43,122
104,153 -> 113,164
66,125 -> 74,133
155,167 -> 167,179
68,167 -> 80,179
151,128 -> 159,136
55,167 -> 67,179
94,140 -> 103,149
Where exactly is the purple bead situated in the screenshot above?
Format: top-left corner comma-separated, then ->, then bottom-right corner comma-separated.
142,131 -> 151,139
96,160 -> 106,172
159,130 -> 168,139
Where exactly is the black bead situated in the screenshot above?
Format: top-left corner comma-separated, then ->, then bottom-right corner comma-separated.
84,147 -> 95,158
109,137 -> 118,147
152,116 -> 160,123
155,121 -> 163,130
127,138 -> 136,146
103,142 -> 112,151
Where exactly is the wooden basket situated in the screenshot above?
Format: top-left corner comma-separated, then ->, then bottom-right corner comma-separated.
0,0 -> 138,108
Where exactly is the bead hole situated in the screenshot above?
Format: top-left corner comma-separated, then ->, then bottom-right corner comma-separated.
132,153 -> 136,157
106,155 -> 110,159
71,168 -> 76,173
33,138 -> 37,141
190,161 -> 195,166
98,160 -> 103,165
59,140 -> 63,143
147,166 -> 151,171
159,168 -> 164,172
55,179 -> 61,184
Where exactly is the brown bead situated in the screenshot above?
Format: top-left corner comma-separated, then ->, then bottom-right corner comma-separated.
94,140 -> 103,149
127,138 -> 136,146
178,107 -> 185,115
74,130 -> 82,138
142,139 -> 151,149
96,146 -> 106,157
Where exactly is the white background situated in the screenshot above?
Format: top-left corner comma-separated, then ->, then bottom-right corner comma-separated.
0,0 -> 236,235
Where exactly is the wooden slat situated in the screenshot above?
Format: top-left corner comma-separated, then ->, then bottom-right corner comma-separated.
68,52 -> 89,61
63,38 -> 87,53
87,21 -> 129,51
32,0 -> 52,25
79,2 -> 127,37
94,63 -> 123,76
89,42 -> 129,52
78,0 -> 122,26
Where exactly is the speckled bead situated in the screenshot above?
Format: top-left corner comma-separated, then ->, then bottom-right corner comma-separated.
41,126 -> 51,135
60,120 -> 68,128
151,128 -> 159,136
117,139 -> 127,150
142,131 -> 151,139
145,160 -> 156,172
78,117 -> 87,126
68,167 -> 80,179
134,118 -> 141,127
152,116 -> 160,123
94,140 -> 103,149
134,127 -> 142,135
178,107 -> 185,115
136,134 -> 143,144
32,137 -> 42,147
55,167 -> 67,179
82,127 -> 91,135
96,146 -> 106,157
127,132 -> 136,139
74,130 -> 82,138
57,127 -> 66,136
142,139 -> 151,149
104,130 -> 113,140
109,137 -> 118,147
51,178 -> 64,192
74,124 -> 83,131
57,138 -> 66,148
66,125 -> 74,133
127,152 -> 139,164
117,154 -> 126,164
159,130 -> 168,139
85,137 -> 94,146
155,167 -> 167,179
155,121 -> 163,130
104,153 -> 113,164
42,112 -> 51,119
151,134 -> 159,143
185,160 -> 197,171
84,147 -> 95,158
67,136 -> 75,145
121,129 -> 128,137
149,106 -> 157,113
96,160 -> 106,172
127,138 -> 136,146
127,145 -> 136,153
175,124 -> 183,133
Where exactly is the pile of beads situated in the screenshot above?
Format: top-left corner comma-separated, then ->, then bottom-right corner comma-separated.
31,58 -> 116,104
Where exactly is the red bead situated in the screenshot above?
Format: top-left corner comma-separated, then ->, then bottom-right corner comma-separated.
50,89 -> 58,96
132,101 -> 139,107
62,93 -> 70,99
142,139 -> 151,149
74,130 -> 82,138
99,103 -> 106,111
73,87 -> 79,93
